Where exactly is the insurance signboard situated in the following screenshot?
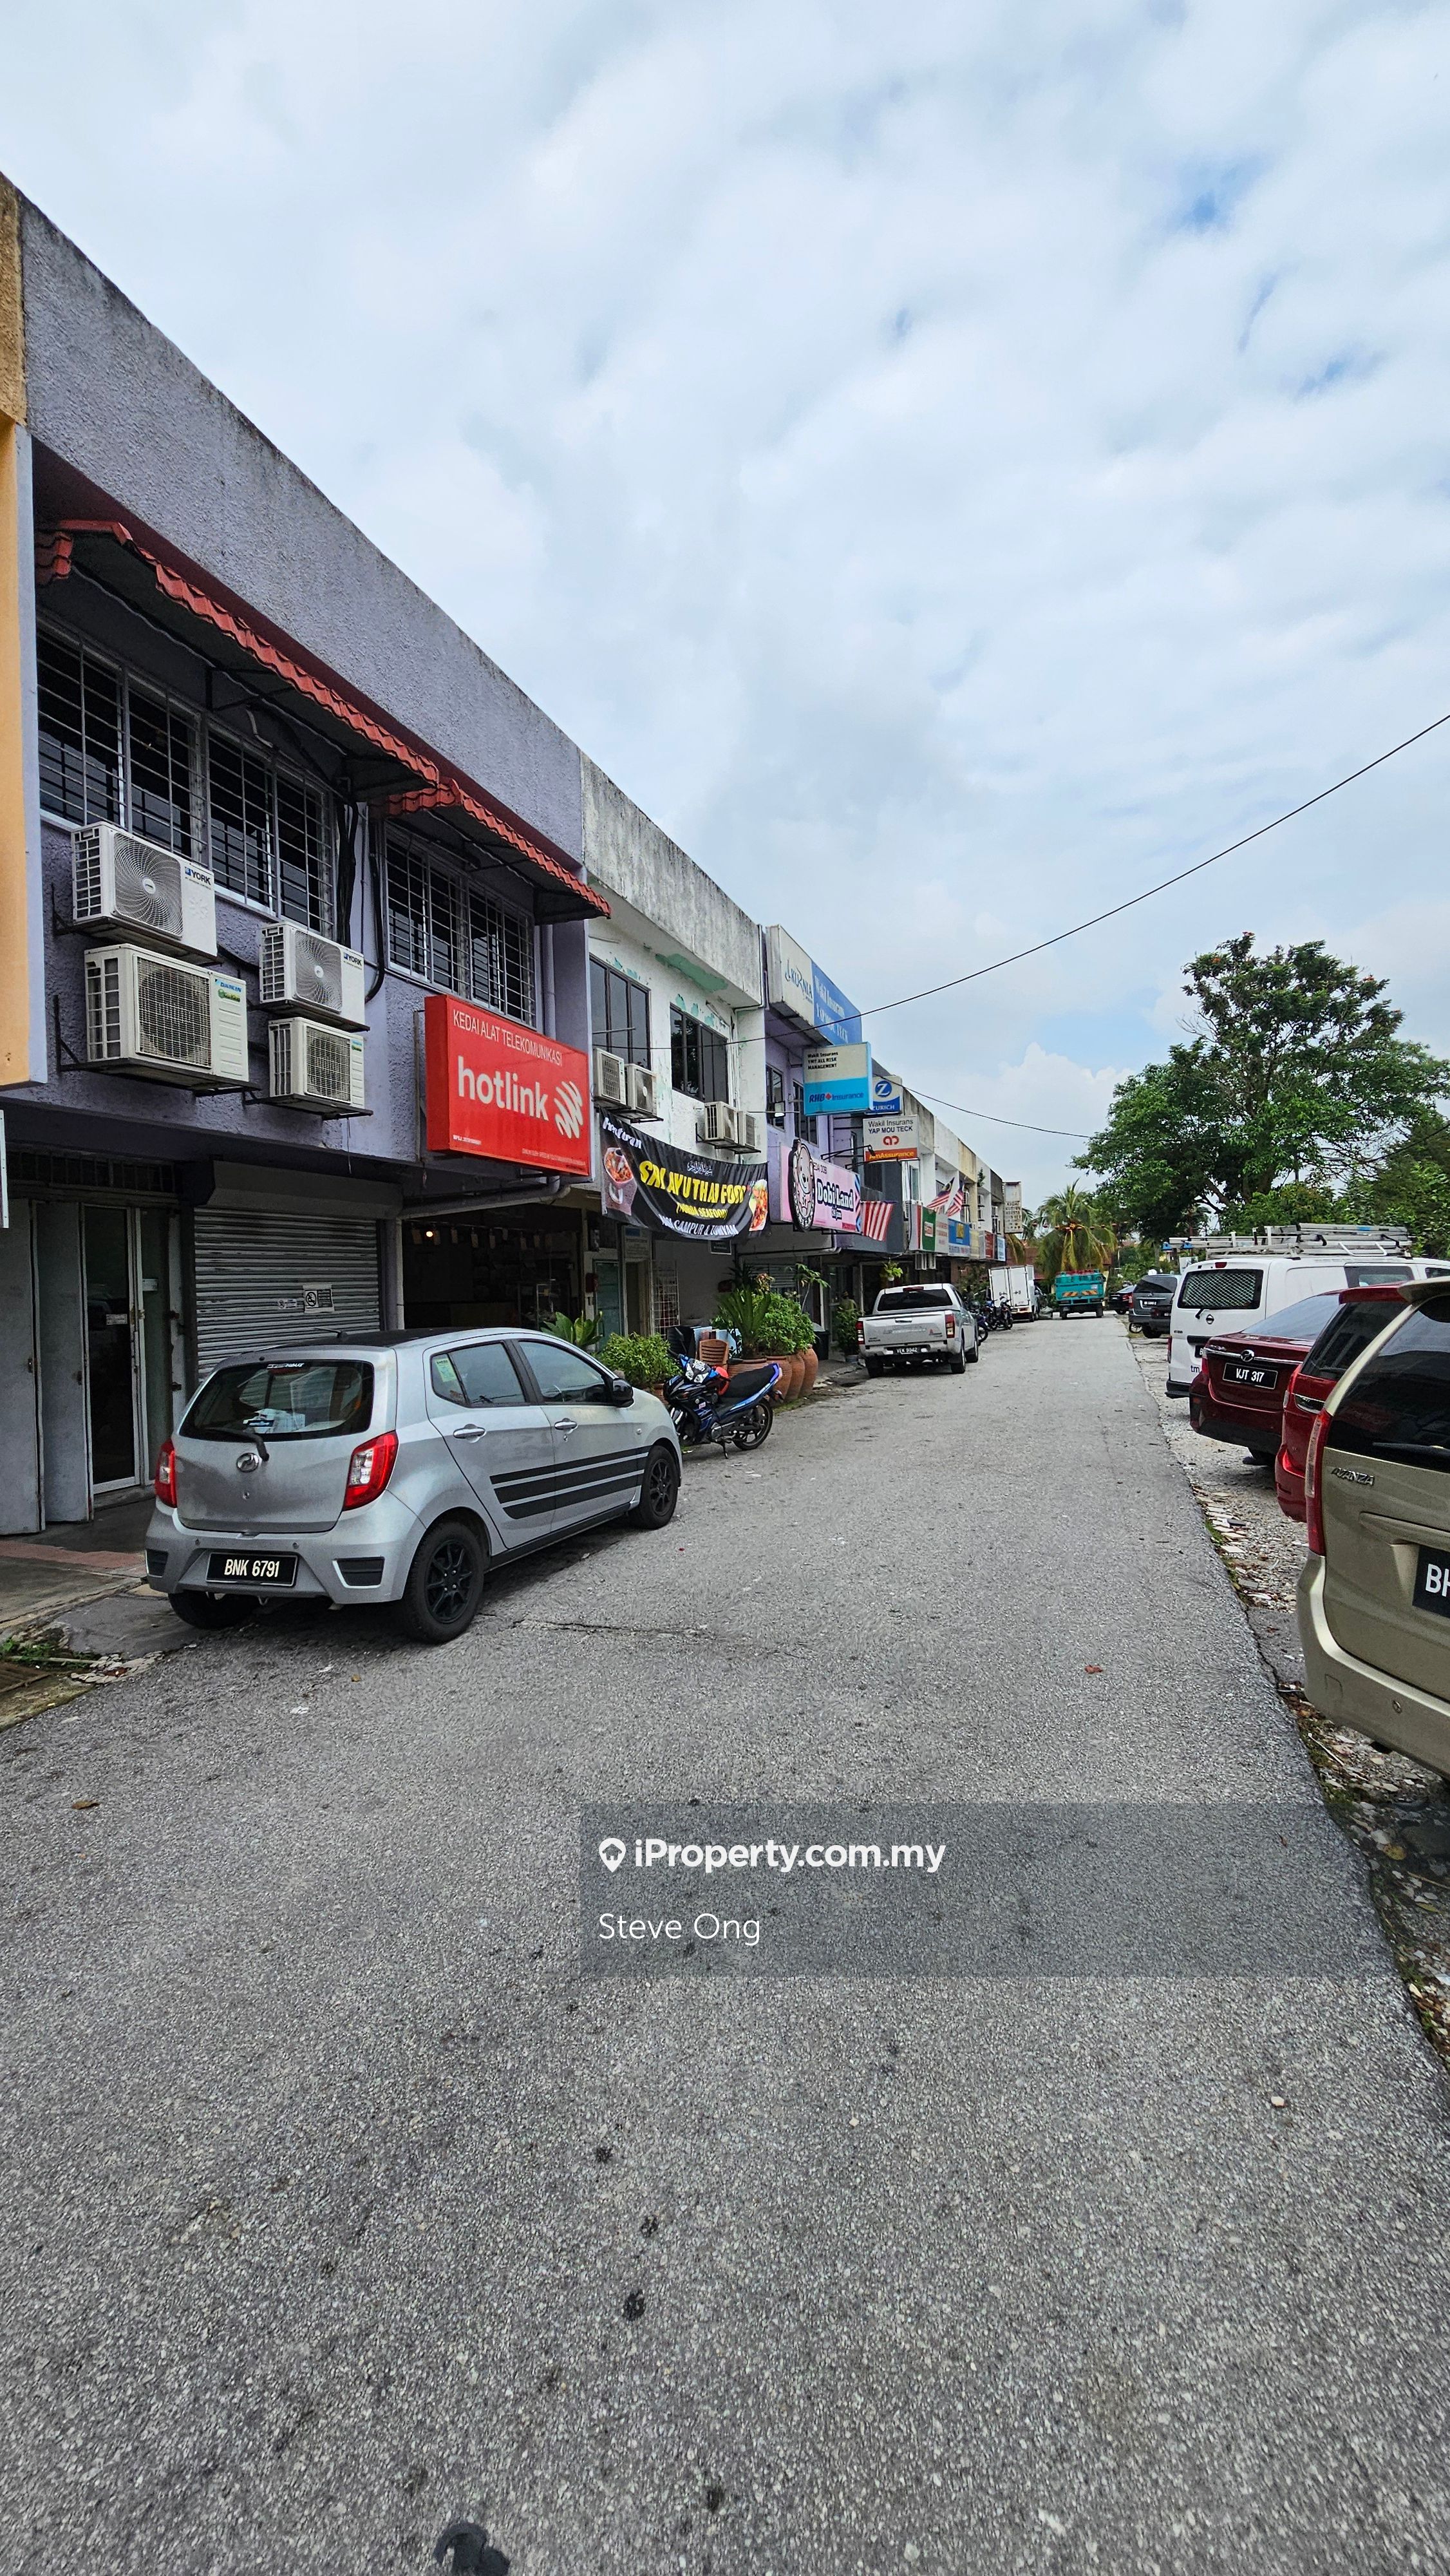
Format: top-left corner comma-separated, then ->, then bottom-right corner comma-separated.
802,1043 -> 873,1115
424,994 -> 592,1173
863,1114 -> 919,1162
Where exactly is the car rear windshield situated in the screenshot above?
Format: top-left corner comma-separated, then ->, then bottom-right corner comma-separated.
1343,1264 -> 1412,1285
1330,1298 -> 1450,1473
1221,1293 -> 1342,1345
184,1361 -> 375,1441
876,1288 -> 954,1309
1177,1268 -> 1261,1311
1303,1299 -> 1403,1381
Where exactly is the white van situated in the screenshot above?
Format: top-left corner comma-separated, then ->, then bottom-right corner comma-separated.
1167,1249 -> 1450,1395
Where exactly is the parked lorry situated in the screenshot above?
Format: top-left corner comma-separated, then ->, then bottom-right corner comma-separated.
858,1283 -> 974,1373
988,1262 -> 1039,1320
1053,1270 -> 1106,1318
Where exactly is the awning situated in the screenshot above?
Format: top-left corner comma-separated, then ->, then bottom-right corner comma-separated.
36,517 -> 608,922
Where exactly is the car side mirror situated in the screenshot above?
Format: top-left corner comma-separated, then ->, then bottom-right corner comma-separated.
606,1375 -> 635,1406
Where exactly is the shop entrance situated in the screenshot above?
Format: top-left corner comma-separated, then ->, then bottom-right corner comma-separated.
403,1213 -> 583,1331
82,1205 -> 176,1493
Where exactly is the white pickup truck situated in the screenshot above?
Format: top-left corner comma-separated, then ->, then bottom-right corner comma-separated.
858,1283 -> 975,1374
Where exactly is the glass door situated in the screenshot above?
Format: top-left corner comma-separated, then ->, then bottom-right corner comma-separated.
83,1206 -> 139,1490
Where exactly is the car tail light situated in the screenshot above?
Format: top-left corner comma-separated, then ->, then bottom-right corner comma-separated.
153,1437 -> 177,1508
344,1430 -> 398,1510
945,1312 -> 956,1338
856,1316 -> 865,1343
1303,1410 -> 1330,1556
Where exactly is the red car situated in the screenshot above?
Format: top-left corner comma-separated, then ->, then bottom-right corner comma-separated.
1188,1289 -> 1350,1465
1274,1283 -> 1408,1521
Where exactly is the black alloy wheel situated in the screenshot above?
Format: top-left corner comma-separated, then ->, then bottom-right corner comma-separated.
397,1518 -> 486,1644
169,1589 -> 258,1631
630,1443 -> 682,1526
731,1402 -> 774,1452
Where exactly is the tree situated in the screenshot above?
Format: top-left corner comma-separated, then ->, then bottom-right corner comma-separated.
1080,934 -> 1450,1233
1033,1183 -> 1116,1282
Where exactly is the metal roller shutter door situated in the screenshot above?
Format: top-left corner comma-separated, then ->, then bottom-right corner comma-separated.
192,1209 -> 382,1376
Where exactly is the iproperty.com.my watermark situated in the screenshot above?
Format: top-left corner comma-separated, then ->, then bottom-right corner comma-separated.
598,1833 -> 946,1878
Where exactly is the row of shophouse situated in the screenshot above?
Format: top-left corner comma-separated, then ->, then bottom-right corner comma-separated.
0,178 -> 1019,1535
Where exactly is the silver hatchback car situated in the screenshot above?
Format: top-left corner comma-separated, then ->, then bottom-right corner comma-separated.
147,1329 -> 683,1643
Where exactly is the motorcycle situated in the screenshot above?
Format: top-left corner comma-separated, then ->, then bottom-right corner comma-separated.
662,1354 -> 781,1452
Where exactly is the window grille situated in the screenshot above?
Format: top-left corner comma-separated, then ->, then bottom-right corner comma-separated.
37,629 -> 122,828
127,681 -> 195,855
386,833 -> 536,1023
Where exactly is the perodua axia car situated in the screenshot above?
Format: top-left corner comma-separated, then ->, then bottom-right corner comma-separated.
1299,1283 -> 1450,1779
147,1330 -> 683,1643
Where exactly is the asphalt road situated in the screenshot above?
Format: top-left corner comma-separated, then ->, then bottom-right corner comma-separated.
5,1318 -> 1450,2575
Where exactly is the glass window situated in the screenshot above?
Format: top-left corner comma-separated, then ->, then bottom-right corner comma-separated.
520,1340 -> 616,1404
1303,1298 -> 1403,1381
766,1066 -> 786,1128
126,680 -> 196,855
792,1080 -> 806,1132
590,960 -> 650,1067
1177,1268 -> 1263,1312
184,1361 -> 373,1440
37,628 -> 122,826
276,770 -> 332,932
431,1343 -> 527,1408
1330,1300 -> 1450,1472
876,1287 -> 955,1310
207,731 -> 275,907
1237,1293 -> 1343,1343
671,1007 -> 728,1103
1344,1264 -> 1413,1285
388,833 -> 534,1021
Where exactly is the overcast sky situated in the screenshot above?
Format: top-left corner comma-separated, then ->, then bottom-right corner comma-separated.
5,0 -> 1449,1201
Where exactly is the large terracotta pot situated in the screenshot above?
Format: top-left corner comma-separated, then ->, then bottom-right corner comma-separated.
798,1345 -> 819,1393
775,1350 -> 805,1401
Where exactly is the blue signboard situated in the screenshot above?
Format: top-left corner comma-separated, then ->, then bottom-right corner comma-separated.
870,1072 -> 903,1115
811,962 -> 862,1047
946,1218 -> 972,1253
802,1043 -> 873,1116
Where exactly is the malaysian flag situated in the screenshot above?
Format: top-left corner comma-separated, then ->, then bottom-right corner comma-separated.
858,1194 -> 892,1242
930,1177 -> 966,1222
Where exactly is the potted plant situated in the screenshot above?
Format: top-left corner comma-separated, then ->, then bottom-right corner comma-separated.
546,1311 -> 598,1346
597,1331 -> 673,1395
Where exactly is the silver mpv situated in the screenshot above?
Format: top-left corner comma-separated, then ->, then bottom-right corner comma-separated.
147,1330 -> 683,1643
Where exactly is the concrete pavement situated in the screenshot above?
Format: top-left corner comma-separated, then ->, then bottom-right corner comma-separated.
3,1318 -> 1449,2573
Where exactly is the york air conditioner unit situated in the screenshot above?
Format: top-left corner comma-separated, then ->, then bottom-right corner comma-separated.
258,921 -> 366,1027
737,1111 -> 765,1154
269,1016 -> 366,1112
72,824 -> 217,958
85,945 -> 249,1087
626,1062 -> 660,1117
700,1101 -> 739,1145
593,1048 -> 628,1104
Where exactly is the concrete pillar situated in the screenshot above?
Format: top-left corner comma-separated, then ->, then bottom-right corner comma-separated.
35,1200 -> 89,1524
0,1198 -> 40,1531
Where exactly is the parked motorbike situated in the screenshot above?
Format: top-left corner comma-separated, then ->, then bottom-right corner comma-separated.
662,1354 -> 781,1452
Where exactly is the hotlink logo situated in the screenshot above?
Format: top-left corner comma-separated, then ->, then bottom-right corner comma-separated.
554,1079 -> 585,1139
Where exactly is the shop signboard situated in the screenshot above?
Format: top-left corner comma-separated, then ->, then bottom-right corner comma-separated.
811,961 -> 862,1047
424,994 -> 592,1175
765,926 -> 816,1023
870,1072 -> 903,1115
921,1208 -> 938,1258
599,1110 -> 767,1242
780,1136 -> 863,1233
946,1217 -> 972,1253
863,1113 -> 919,1162
802,1043 -> 873,1116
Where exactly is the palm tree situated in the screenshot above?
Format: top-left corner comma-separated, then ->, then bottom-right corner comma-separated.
1033,1184 -> 1116,1282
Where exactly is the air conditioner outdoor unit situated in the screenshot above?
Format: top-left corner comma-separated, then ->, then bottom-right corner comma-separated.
268,1015 -> 366,1113
71,824 -> 217,958
737,1111 -> 765,1154
626,1062 -> 660,1117
258,920 -> 366,1027
593,1048 -> 628,1104
700,1101 -> 740,1145
84,945 -> 249,1088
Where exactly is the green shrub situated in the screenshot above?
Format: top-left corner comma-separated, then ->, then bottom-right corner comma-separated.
545,1311 -> 598,1345
598,1331 -> 672,1388
831,1296 -> 860,1356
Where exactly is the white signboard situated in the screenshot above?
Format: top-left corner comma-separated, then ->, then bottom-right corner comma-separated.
765,926 -> 816,1021
863,1114 -> 919,1162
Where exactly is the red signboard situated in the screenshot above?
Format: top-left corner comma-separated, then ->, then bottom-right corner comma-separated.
424,994 -> 592,1175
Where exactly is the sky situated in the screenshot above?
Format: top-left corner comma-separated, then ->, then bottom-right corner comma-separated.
5,0 -> 1450,1204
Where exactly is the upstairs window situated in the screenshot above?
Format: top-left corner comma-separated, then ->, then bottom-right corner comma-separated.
386,833 -> 536,1024
590,960 -> 650,1067
670,1007 -> 729,1103
766,1065 -> 786,1127
38,625 -> 334,929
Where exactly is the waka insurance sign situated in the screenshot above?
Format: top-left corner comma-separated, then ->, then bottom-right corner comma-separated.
424,994 -> 592,1173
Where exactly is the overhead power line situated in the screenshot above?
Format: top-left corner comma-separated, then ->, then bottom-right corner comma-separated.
847,706 -> 1450,1026
918,1092 -> 1093,1139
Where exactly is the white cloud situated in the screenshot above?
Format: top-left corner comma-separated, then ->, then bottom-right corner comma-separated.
5,0 -> 1450,1193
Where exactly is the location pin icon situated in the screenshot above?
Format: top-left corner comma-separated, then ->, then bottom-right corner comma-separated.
598,1837 -> 626,1875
